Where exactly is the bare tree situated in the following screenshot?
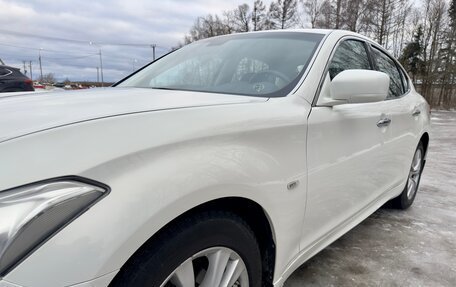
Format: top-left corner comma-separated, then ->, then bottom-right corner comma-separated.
252,0 -> 267,30
40,73 -> 56,84
333,0 -> 343,29
420,0 -> 447,103
184,14 -> 232,44
269,0 -> 299,29
342,0 -> 365,32
314,0 -> 333,28
230,4 -> 251,32
390,0 -> 412,57
301,0 -> 323,28
440,0 -> 456,108
178,0 -> 456,108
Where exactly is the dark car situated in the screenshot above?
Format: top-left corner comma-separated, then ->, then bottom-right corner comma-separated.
0,65 -> 34,93
53,82 -> 65,88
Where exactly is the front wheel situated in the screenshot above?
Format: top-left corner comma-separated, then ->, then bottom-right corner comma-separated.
391,142 -> 425,209
161,246 -> 250,287
110,211 -> 262,287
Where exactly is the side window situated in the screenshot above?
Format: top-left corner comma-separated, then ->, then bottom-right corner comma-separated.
328,40 -> 371,80
0,68 -> 11,77
371,47 -> 404,99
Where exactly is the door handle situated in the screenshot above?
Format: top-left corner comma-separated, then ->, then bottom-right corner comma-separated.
377,118 -> 391,127
412,109 -> 421,116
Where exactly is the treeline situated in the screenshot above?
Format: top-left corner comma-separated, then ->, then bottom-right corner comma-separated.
180,0 -> 456,109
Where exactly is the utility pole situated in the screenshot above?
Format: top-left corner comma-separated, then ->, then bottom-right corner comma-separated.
29,61 -> 33,81
38,48 -> 43,81
22,61 -> 27,76
151,44 -> 156,60
96,67 -> 99,83
99,48 -> 104,87
90,42 -> 104,87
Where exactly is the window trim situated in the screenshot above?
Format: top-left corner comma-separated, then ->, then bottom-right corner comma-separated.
368,43 -> 411,100
0,68 -> 13,78
398,61 -> 410,93
312,36 -> 373,106
327,38 -> 373,80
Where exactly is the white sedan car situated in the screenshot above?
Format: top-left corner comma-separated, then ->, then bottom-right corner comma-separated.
0,29 -> 430,287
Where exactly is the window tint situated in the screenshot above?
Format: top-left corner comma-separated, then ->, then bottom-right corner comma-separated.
0,68 -> 12,77
328,40 -> 371,79
371,47 -> 404,99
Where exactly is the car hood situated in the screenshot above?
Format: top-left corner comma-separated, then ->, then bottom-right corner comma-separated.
0,87 -> 267,143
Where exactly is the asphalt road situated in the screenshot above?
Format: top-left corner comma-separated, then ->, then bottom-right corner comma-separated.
284,111 -> 456,287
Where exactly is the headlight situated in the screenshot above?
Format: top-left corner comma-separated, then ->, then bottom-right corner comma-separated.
0,177 -> 108,275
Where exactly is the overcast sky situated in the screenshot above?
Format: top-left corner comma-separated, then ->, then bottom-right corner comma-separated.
0,0 -> 260,82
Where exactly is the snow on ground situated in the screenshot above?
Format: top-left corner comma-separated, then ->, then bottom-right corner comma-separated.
285,111 -> 456,287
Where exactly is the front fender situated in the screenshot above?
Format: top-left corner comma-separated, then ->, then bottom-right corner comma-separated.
1,99 -> 310,287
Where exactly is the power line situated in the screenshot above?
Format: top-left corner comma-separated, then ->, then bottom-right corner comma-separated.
0,28 -> 168,49
0,43 -> 152,63
44,54 -> 99,60
0,42 -> 96,55
0,29 -> 92,44
1,48 -> 152,65
0,28 -> 170,81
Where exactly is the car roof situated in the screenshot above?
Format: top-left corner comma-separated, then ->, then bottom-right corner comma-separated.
267,29 -> 376,41
287,29 -> 383,48
202,29 -> 379,46
254,28 -> 333,35
0,65 -> 20,71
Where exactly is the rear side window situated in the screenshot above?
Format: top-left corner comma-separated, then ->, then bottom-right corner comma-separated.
328,40 -> 371,80
371,47 -> 404,99
0,68 -> 12,77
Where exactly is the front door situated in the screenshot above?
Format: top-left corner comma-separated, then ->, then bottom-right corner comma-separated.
301,39 -> 392,248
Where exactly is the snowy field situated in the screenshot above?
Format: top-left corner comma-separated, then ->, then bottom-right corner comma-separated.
285,111 -> 456,287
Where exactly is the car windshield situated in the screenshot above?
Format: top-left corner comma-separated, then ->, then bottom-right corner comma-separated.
116,32 -> 324,97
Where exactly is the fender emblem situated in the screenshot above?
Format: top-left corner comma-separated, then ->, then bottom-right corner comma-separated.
287,180 -> 299,190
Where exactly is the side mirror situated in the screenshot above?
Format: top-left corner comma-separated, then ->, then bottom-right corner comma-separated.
319,70 -> 390,106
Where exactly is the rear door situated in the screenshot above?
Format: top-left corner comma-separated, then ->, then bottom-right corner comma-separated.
302,38 -> 392,247
369,46 -> 419,189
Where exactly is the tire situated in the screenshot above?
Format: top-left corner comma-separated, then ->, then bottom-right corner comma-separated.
391,141 -> 425,209
110,210 -> 262,287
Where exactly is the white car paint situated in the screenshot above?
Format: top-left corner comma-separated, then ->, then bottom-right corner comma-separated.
0,29 -> 430,287
0,88 -> 266,143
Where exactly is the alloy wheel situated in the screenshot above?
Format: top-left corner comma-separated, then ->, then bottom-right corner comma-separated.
406,148 -> 423,200
160,247 -> 249,287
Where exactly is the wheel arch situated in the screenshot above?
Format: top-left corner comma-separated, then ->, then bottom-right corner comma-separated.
420,132 -> 430,160
109,196 -> 277,286
419,132 -> 429,165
